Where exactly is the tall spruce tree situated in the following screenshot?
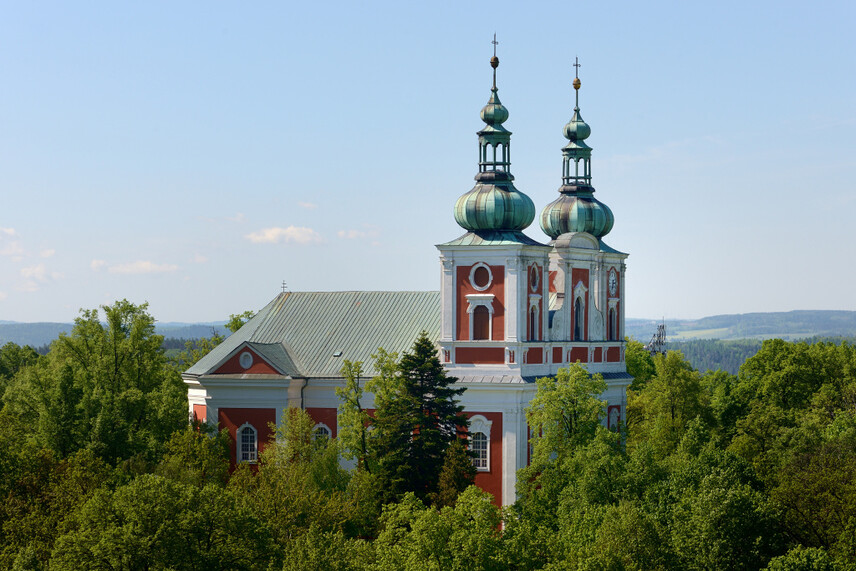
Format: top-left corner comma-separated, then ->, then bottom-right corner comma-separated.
371,332 -> 469,504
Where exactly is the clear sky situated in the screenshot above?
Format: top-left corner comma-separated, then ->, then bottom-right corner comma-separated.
1,1 -> 854,323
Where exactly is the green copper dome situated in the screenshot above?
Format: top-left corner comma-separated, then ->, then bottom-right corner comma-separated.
454,53 -> 536,234
540,189 -> 614,238
540,67 -> 614,240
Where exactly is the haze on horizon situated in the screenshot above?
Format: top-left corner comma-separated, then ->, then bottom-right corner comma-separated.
1,1 -> 854,324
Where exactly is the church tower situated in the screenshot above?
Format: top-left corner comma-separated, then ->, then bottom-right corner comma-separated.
539,61 -> 630,427
436,46 -> 551,376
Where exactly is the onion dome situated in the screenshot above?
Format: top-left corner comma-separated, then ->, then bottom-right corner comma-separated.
454,44 -> 536,233
540,60 -> 614,239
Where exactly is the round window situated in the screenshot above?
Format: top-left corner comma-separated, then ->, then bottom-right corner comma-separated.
470,263 -> 492,291
239,351 -> 254,370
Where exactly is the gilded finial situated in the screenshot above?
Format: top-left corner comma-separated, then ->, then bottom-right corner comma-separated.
490,33 -> 499,90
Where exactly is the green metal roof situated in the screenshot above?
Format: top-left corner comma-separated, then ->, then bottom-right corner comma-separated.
186,291 -> 440,378
439,230 -> 547,247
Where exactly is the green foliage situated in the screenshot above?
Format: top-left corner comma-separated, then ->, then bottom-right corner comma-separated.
373,487 -> 503,571
155,423 -> 231,487
628,351 -> 712,457
168,333 -> 225,370
765,546 -> 837,571
625,337 -> 655,390
229,408 -> 376,542
369,333 -> 468,505
667,338 -> 763,374
430,439 -> 477,508
280,525 -> 375,570
526,363 -> 607,465
226,310 -> 256,334
336,359 -> 372,469
2,300 -> 187,464
51,474 -> 273,570
0,447 -> 111,569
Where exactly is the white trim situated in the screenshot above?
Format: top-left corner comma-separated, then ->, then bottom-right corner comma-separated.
469,263 -> 493,291
469,414 -> 493,472
466,294 -> 495,341
313,422 -> 332,440
239,351 -> 254,370
237,422 -> 258,463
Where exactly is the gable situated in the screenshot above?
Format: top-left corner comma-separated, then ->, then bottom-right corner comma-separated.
212,346 -> 281,375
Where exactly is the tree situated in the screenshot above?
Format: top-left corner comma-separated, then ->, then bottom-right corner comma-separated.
336,360 -> 372,471
525,363 -> 607,465
628,351 -> 711,457
226,310 -> 256,334
369,333 -> 469,504
2,300 -> 187,464
51,474 -> 274,570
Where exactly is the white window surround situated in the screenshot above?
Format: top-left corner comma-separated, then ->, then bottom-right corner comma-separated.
313,422 -> 331,440
469,262 -> 493,291
237,422 -> 258,463
574,280 -> 588,341
469,414 -> 492,472
239,351 -> 254,370
466,294 -> 495,341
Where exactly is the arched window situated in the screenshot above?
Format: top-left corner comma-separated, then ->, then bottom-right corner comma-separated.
473,305 -> 490,340
471,432 -> 488,470
529,306 -> 538,341
574,296 -> 584,340
238,424 -> 257,462
609,308 -> 617,341
314,424 -> 331,441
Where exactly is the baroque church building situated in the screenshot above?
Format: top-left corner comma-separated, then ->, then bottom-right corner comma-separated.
183,55 -> 630,507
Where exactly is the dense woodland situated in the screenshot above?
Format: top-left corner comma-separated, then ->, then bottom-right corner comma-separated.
1,300 -> 855,569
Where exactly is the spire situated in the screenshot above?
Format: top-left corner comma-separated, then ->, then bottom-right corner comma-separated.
452,38 -> 536,236
539,59 -> 614,240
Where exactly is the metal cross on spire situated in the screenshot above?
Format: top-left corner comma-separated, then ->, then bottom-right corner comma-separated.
573,56 -> 581,78
490,33 -> 499,90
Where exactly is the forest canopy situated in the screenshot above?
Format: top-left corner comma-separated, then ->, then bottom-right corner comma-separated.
1,301 -> 854,569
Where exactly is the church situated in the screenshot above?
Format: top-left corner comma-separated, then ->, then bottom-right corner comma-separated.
182,54 -> 630,507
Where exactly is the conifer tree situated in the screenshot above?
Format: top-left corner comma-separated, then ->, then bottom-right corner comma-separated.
371,332 -> 469,504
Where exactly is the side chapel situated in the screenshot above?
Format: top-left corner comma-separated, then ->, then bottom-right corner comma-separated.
183,54 -> 631,507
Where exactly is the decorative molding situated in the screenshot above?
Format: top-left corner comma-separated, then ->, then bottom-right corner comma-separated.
441,258 -> 454,271
469,414 -> 493,436
573,279 -> 588,300
469,263 -> 493,291
528,294 -> 542,309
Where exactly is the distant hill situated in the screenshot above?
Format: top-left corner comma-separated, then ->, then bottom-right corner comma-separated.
3,310 -> 856,350
627,310 -> 856,343
0,322 -> 227,349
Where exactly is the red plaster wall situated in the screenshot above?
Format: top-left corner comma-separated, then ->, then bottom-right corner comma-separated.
548,270 -> 558,293
552,347 -> 562,364
219,407 -> 276,468
192,404 -> 206,423
456,347 -> 505,364
571,268 -> 590,340
526,347 -> 544,364
455,265 -> 505,341
213,347 -> 279,375
570,346 -> 588,363
607,346 -> 621,362
468,411 -> 503,507
306,407 -> 338,437
593,347 -> 603,362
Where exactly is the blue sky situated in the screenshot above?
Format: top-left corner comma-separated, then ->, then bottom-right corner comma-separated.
1,1 -> 854,323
